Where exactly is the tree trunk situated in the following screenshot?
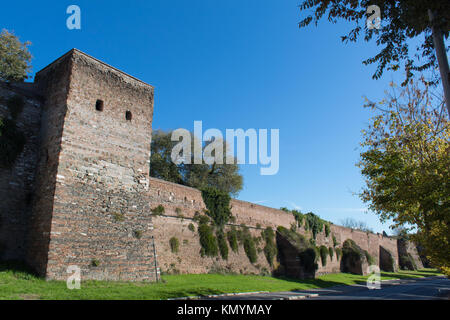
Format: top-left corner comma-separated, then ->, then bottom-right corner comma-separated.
428,9 -> 450,118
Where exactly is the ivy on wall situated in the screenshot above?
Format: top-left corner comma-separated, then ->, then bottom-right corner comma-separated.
277,226 -> 319,273
242,227 -> 258,264
169,237 -> 180,253
319,245 -> 328,266
227,227 -> 239,253
281,208 -> 331,240
262,227 -> 277,266
201,187 -> 232,227
198,219 -> 218,257
216,230 -> 228,260
304,212 -> 327,240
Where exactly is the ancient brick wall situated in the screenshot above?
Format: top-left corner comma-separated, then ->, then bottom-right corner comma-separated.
26,49 -> 158,281
152,215 -> 272,275
0,83 -> 42,261
397,239 -> 424,270
148,178 -> 288,275
2,49 -> 419,281
147,177 -> 406,276
25,51 -> 74,276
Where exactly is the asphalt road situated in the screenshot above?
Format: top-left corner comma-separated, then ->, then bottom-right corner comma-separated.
205,276 -> 450,300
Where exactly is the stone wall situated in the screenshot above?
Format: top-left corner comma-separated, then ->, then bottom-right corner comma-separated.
26,49 -> 158,281
397,238 -> 424,270
152,215 -> 272,275
147,177 -> 401,276
0,49 -> 426,281
0,82 -> 42,261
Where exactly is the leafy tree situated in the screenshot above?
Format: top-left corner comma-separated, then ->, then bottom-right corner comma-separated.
0,29 -> 32,82
304,212 -> 326,239
150,130 -> 184,184
340,217 -> 373,233
201,187 -> 232,227
150,130 -> 243,195
298,1 -> 450,116
358,77 -> 449,276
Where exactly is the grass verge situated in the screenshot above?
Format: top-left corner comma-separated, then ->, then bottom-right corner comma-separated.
0,262 -> 442,300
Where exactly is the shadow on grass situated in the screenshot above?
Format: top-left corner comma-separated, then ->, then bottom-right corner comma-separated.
415,269 -> 441,274
272,275 -> 355,290
161,288 -> 226,299
381,270 -> 440,280
0,260 -> 38,277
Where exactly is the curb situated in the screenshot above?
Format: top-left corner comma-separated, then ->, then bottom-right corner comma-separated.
168,291 -> 320,300
283,293 -> 319,300
168,291 -> 270,300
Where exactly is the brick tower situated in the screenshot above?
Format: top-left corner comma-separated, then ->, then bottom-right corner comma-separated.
26,49 -> 158,281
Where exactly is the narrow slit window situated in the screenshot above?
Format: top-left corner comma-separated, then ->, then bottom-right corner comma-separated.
126,111 -> 132,121
96,100 -> 104,111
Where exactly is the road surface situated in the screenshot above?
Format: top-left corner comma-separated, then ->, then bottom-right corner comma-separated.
204,276 -> 449,300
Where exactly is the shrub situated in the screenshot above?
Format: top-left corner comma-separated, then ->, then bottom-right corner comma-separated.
242,228 -> 257,264
175,207 -> 182,215
198,222 -> 218,257
332,234 -> 338,247
216,230 -> 229,260
319,245 -> 328,266
91,259 -> 100,267
188,223 -> 195,232
324,223 -> 331,237
304,212 -> 326,239
298,248 -> 319,273
227,227 -> 239,253
169,237 -> 179,253
364,250 -> 375,265
193,211 -> 201,221
277,226 -> 318,272
290,223 -> 297,232
328,247 -> 334,261
201,187 -> 232,227
342,239 -> 367,271
197,215 -> 210,225
151,205 -> 165,216
244,237 -> 258,264
399,254 -> 417,270
112,213 -> 124,222
335,247 -> 342,260
133,230 -> 143,239
262,227 -> 277,266
291,209 -> 304,227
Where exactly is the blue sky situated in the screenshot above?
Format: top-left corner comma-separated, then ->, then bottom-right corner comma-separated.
2,0 -> 419,233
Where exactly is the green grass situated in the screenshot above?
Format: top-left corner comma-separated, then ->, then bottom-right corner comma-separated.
0,262 -> 442,300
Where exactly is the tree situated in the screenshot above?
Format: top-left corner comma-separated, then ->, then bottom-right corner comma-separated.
298,1 -> 450,117
0,29 -> 32,82
340,217 -> 373,233
150,130 -> 184,184
358,77 -> 449,276
150,130 -> 243,196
